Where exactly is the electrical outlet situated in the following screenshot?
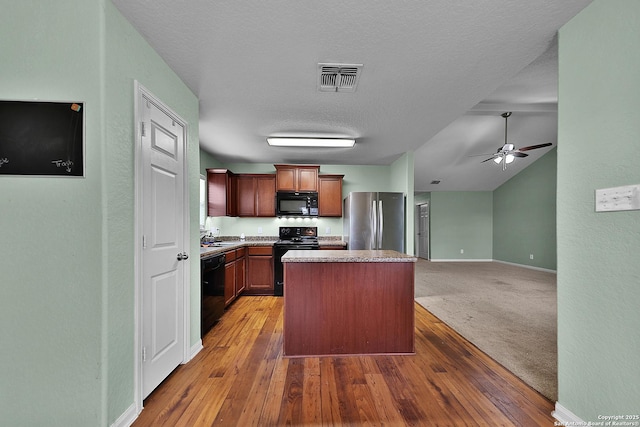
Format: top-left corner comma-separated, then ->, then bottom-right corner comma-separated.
325,227 -> 331,234
530,254 -> 534,260
257,227 -> 263,234
460,249 -> 464,254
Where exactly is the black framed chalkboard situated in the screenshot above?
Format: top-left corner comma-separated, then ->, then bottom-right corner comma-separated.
0,100 -> 84,176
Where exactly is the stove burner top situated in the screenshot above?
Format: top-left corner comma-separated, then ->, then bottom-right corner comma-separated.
275,237 -> 319,246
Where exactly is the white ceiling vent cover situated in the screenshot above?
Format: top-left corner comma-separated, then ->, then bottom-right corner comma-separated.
318,63 -> 363,92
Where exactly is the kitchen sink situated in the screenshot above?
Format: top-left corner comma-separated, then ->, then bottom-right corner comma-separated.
202,241 -> 237,248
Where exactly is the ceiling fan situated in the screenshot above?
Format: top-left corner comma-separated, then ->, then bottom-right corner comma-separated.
471,112 -> 552,170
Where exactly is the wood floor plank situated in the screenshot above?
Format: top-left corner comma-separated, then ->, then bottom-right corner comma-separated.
133,297 -> 555,427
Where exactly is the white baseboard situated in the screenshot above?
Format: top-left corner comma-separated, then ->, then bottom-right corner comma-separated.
190,339 -> 203,361
552,402 -> 584,425
115,341 -> 203,427
110,403 -> 138,427
430,259 -> 494,262
493,259 -> 557,273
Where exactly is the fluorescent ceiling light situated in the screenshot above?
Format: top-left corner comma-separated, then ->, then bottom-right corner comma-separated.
266,137 -> 355,148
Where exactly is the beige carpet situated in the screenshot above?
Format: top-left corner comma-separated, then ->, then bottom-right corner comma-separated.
414,259 -> 557,401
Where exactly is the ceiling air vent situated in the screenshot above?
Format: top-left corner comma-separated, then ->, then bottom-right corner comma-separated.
431,180 -> 441,185
318,63 -> 363,92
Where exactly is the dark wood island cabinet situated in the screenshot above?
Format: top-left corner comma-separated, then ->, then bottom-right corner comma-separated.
282,250 -> 417,357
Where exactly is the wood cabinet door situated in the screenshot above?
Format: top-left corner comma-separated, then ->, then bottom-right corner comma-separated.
236,254 -> 246,294
275,165 -> 319,192
255,175 -> 276,217
224,261 -> 236,306
236,175 -> 256,216
318,174 -> 343,217
247,255 -> 273,292
297,166 -> 319,192
275,166 -> 296,191
207,169 -> 236,216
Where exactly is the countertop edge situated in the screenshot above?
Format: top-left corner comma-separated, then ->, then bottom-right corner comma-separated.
282,249 -> 417,263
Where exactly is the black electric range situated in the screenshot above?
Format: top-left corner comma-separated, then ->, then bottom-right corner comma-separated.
273,226 -> 319,296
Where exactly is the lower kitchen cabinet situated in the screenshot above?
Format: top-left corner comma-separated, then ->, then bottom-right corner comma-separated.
224,248 -> 246,306
235,248 -> 246,294
245,246 -> 273,295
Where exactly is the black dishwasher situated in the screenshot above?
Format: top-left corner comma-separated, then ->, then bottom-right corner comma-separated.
201,253 -> 225,338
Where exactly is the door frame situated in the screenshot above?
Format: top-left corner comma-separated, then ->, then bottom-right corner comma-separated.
133,81 -> 191,413
416,202 -> 430,259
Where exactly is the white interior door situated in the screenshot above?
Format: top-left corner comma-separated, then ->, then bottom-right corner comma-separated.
418,203 -> 429,259
139,88 -> 188,399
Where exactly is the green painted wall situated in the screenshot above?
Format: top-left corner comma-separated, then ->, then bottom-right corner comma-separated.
430,192 -> 493,260
557,0 -> 640,421
105,1 -> 200,423
390,152 -> 415,255
0,1 -> 199,425
0,2 -> 104,425
493,148 -> 557,270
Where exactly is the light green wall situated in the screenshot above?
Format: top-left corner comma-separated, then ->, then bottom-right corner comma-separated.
493,148 -> 557,270
557,1 -> 640,421
105,1 -> 200,423
0,1 -> 200,425
430,192 -> 493,260
0,2 -> 104,425
390,152 -> 415,255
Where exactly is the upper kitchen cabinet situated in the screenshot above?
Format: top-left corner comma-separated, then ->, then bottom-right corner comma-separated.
207,168 -> 237,217
275,165 -> 319,192
318,174 -> 344,217
236,174 -> 276,217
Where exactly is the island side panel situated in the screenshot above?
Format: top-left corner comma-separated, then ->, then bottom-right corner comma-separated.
283,262 -> 415,357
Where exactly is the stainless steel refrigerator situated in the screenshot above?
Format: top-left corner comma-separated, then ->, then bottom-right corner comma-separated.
343,192 -> 405,252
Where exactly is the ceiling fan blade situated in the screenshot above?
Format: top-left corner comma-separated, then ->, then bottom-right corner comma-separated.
512,152 -> 528,158
517,142 -> 552,152
468,152 -> 497,157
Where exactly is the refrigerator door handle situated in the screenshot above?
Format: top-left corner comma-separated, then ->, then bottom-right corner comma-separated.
378,200 -> 384,248
371,200 -> 377,249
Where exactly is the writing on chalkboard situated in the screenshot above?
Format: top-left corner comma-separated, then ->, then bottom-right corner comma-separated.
52,159 -> 74,173
0,100 -> 84,176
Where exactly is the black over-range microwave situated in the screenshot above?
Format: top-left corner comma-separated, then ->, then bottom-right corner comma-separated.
276,191 -> 319,217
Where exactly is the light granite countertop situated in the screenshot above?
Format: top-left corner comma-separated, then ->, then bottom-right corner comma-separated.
199,240 -> 276,258
199,238 -> 347,258
282,249 -> 417,263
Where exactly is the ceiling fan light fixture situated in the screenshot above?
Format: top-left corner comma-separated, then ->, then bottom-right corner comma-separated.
493,156 -> 503,164
267,137 -> 355,148
505,154 -> 515,164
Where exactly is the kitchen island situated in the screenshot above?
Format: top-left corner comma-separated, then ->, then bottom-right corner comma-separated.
282,249 -> 417,357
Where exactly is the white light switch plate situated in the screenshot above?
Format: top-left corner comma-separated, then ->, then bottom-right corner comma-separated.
595,184 -> 640,212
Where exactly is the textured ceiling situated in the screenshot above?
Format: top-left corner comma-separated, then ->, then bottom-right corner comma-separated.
111,0 -> 592,191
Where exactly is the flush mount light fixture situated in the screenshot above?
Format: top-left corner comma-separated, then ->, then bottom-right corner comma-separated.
266,137 -> 356,148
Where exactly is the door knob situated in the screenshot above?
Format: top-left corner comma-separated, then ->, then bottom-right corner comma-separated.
177,252 -> 189,261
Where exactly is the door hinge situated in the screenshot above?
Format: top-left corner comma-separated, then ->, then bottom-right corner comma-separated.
142,346 -> 147,362
141,121 -> 146,137
142,234 -> 147,249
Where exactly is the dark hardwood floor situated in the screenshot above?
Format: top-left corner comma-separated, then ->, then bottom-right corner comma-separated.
133,296 -> 555,426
